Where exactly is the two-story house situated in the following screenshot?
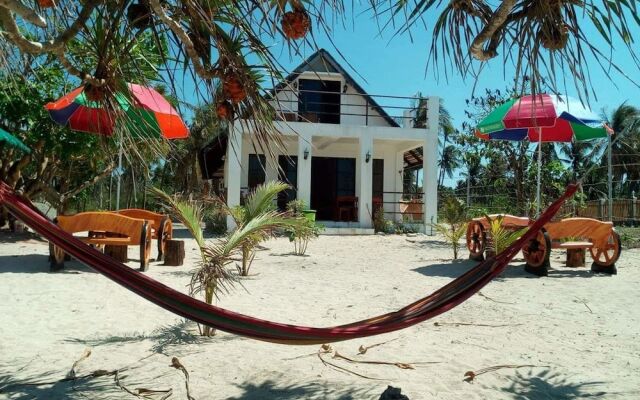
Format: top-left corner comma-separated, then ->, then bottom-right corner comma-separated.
200,49 -> 440,233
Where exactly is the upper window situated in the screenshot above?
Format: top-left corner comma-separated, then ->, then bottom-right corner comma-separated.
298,79 -> 341,124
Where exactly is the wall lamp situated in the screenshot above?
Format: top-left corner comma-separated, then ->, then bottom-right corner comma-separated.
303,148 -> 309,160
365,151 -> 371,163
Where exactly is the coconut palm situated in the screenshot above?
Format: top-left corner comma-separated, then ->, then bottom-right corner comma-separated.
605,104 -> 640,196
230,180 -> 304,276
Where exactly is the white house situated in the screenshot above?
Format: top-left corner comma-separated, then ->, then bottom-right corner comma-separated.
202,49 -> 440,234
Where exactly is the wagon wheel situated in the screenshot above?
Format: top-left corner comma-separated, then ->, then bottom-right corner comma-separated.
589,231 -> 621,268
466,221 -> 486,260
522,229 -> 551,271
157,218 -> 173,262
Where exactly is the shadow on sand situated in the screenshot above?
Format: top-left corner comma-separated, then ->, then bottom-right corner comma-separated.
228,378 -> 373,400
0,254 -> 96,274
495,369 -> 612,399
65,319 -> 237,356
412,259 -> 607,280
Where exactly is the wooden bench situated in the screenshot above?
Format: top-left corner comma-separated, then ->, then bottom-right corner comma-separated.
522,218 -> 621,276
115,209 -> 172,261
50,212 -> 152,272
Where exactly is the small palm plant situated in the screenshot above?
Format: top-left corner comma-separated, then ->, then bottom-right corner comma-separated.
149,187 -> 235,336
432,196 -> 468,259
485,215 -> 526,256
230,181 -> 304,276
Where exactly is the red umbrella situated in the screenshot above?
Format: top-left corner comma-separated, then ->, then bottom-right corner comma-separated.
45,84 -> 189,139
45,84 -> 189,209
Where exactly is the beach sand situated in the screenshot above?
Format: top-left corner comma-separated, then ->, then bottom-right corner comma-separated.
1,230 -> 639,399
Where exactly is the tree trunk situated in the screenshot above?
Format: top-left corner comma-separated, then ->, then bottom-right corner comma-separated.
105,245 -> 128,262
566,248 -> 586,268
164,239 -> 185,266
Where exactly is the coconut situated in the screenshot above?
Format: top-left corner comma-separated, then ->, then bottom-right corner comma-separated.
223,76 -> 247,104
216,101 -> 233,120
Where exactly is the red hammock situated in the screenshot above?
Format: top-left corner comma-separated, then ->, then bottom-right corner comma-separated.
0,181 -> 577,344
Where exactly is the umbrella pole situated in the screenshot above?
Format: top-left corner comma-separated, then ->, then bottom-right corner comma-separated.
608,131 -> 613,221
536,128 -> 542,217
116,138 -> 123,210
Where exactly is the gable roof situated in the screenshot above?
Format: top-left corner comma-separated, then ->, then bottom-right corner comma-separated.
268,49 -> 400,128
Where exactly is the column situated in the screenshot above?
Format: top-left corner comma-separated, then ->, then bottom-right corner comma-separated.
423,96 -> 440,232
358,135 -> 374,228
394,148 -> 405,223
297,132 -> 312,208
225,124 -> 242,231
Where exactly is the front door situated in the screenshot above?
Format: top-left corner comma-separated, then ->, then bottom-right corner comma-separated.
311,157 -> 356,220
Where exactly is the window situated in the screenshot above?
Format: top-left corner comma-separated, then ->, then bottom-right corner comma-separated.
277,155 -> 298,210
248,154 -> 266,189
298,79 -> 341,124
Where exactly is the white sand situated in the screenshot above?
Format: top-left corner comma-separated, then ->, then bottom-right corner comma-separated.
1,230 -> 639,399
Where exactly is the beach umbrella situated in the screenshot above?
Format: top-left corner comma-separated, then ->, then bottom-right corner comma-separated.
45,84 -> 189,209
0,127 -> 30,154
475,94 -> 609,215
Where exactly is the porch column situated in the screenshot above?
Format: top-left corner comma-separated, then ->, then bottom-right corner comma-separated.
394,149 -> 405,223
358,135 -> 374,228
423,96 -> 440,232
225,124 -> 242,231
297,132 -> 312,207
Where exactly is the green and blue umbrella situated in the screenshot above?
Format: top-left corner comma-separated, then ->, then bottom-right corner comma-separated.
0,127 -> 30,154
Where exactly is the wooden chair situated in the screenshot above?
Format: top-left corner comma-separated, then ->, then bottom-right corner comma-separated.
335,196 -> 358,222
116,209 -> 172,261
51,212 -> 152,272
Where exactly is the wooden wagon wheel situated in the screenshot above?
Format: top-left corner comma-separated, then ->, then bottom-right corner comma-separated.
466,221 -> 486,260
589,230 -> 621,268
157,218 -> 173,262
522,229 -> 551,275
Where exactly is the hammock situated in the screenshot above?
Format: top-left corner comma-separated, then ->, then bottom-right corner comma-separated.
0,181 -> 577,345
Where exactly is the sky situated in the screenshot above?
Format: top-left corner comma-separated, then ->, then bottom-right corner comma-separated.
238,7 -> 640,129
176,6 -> 640,186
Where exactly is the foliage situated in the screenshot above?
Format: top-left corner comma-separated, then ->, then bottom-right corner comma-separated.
204,206 -> 228,236
432,222 -> 468,260
285,200 -> 323,256
149,186 -> 233,336
230,181 -> 304,275
617,227 -> 640,249
485,216 -> 526,255
433,196 -> 468,259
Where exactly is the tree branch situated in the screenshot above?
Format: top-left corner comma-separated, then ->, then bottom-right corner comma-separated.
148,0 -> 221,80
60,162 -> 115,203
0,0 -> 99,53
0,0 -> 46,27
469,0 -> 518,61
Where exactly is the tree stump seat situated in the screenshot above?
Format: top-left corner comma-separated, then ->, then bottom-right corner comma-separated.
163,239 -> 185,266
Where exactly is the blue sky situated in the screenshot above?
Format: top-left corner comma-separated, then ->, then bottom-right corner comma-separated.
249,10 -> 640,129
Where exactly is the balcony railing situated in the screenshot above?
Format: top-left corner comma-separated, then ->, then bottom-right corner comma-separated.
268,88 -> 428,127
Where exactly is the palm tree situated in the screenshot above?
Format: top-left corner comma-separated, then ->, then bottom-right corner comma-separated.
438,144 -> 462,186
230,181 -> 304,276
605,104 -> 640,196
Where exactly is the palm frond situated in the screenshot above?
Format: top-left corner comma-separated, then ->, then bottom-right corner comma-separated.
148,186 -> 206,250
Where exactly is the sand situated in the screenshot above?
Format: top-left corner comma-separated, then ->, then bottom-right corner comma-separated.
1,230 -> 639,399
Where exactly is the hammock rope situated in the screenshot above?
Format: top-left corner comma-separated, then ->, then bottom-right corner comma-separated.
0,181 -> 577,345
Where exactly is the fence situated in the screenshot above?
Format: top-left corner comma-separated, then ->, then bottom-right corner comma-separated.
557,198 -> 640,225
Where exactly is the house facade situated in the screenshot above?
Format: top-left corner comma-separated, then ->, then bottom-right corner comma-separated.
212,49 -> 440,233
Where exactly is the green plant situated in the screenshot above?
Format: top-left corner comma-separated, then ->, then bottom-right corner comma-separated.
150,187 -> 234,336
432,196 -> 469,259
285,199 -> 322,255
230,181 -> 305,275
204,206 -> 227,235
432,222 -> 468,259
485,215 -> 526,255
